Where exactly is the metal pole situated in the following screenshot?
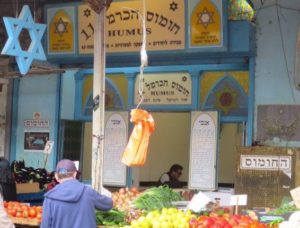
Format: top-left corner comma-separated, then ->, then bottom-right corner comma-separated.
92,8 -> 106,193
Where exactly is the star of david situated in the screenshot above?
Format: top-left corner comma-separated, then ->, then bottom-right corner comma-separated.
169,1 -> 178,12
1,5 -> 46,75
84,8 -> 91,18
54,18 -> 68,37
198,8 -> 214,28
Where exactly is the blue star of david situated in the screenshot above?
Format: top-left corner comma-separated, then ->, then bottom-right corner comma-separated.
1,5 -> 46,75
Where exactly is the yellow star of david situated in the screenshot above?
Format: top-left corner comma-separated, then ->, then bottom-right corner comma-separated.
1,5 -> 46,75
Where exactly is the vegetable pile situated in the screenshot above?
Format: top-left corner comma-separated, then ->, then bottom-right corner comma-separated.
11,160 -> 54,190
112,187 -> 140,212
4,201 -> 43,223
96,208 -> 127,226
267,203 -> 300,215
191,213 -> 274,228
133,185 -> 182,211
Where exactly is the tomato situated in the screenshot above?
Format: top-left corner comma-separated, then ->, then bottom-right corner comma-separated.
36,212 -> 42,222
16,211 -> 22,218
36,206 -> 43,213
22,210 -> 29,218
29,208 -> 37,218
189,217 -> 199,227
10,209 -> 17,217
21,205 -> 29,212
3,201 -> 8,208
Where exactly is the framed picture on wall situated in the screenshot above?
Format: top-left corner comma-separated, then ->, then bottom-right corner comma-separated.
24,132 -> 50,152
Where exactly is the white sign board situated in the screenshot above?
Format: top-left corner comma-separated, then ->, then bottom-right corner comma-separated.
44,141 -> 54,154
290,187 -> 300,208
103,112 -> 128,186
230,194 -> 248,206
134,72 -> 192,105
189,111 -> 218,190
240,155 -> 291,170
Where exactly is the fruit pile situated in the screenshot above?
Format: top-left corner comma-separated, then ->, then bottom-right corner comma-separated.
112,187 -> 140,212
125,208 -> 193,228
189,213 -> 275,228
111,187 -> 144,223
4,201 -> 42,223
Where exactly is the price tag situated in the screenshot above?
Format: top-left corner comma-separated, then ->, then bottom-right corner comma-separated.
44,141 -> 54,154
290,187 -> 300,208
230,194 -> 247,206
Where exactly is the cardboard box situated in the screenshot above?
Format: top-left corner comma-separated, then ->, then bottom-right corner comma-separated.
16,182 -> 40,194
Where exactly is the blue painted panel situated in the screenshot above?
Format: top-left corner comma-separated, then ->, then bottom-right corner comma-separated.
13,75 -> 59,170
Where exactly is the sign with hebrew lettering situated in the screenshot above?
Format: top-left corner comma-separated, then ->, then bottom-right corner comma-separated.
46,6 -> 75,54
188,0 -> 226,49
134,72 -> 192,105
189,111 -> 219,190
78,0 -> 185,54
240,155 -> 291,171
103,112 -> 128,186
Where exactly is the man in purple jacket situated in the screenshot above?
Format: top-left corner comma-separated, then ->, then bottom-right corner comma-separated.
41,159 -> 113,228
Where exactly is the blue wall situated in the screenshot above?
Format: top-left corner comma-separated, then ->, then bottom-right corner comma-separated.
12,75 -> 59,171
254,0 -> 300,146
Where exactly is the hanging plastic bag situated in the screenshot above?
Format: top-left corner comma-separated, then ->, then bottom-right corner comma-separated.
121,109 -> 155,166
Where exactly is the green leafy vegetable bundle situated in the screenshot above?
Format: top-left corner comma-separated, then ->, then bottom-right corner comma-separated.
95,208 -> 128,226
133,185 -> 183,211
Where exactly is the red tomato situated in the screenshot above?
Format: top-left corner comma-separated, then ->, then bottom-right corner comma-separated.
22,210 -> 29,218
29,208 -> 37,218
36,206 -> 43,213
3,201 -> 8,208
10,209 -> 17,217
16,211 -> 22,218
36,212 -> 42,220
189,217 -> 199,228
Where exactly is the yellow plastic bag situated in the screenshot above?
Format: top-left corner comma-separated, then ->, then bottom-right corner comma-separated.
121,109 -> 155,166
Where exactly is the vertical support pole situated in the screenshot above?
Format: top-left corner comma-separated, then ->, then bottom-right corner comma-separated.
247,57 -> 255,146
92,9 -> 106,193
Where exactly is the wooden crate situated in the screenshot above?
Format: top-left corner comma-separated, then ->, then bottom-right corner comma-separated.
235,146 -> 300,209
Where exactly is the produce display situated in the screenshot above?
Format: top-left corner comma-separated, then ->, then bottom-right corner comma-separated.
133,186 -> 182,211
111,187 -> 144,223
3,185 -> 291,227
96,208 -> 127,227
125,207 -> 193,228
267,203 -> 300,215
11,160 -> 54,190
4,201 -> 42,225
190,213 -> 275,228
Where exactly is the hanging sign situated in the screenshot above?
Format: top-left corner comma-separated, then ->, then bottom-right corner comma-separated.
188,0 -> 226,49
46,6 -> 75,54
134,72 -> 192,105
189,111 -> 219,190
1,5 -> 46,75
78,0 -> 185,54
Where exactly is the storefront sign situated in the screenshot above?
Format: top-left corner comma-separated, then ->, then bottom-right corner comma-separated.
189,0 -> 224,48
134,72 -> 192,105
47,6 -> 75,54
24,119 -> 50,128
240,155 -> 291,171
78,0 -> 185,54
